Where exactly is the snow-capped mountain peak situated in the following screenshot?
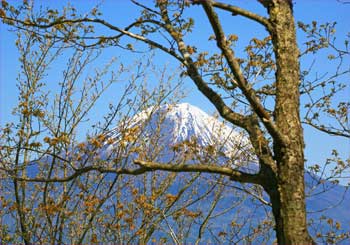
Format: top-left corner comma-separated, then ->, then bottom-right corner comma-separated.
107,103 -> 253,161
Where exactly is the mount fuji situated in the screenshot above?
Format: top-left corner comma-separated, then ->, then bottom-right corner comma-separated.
104,103 -> 256,169
4,103 -> 349,243
108,103 -> 250,150
103,102 -> 350,242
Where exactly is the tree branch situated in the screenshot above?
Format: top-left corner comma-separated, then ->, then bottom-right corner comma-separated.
157,2 -> 276,172
302,121 -> 350,138
3,16 -> 185,63
134,160 -> 261,185
7,166 -> 149,183
7,160 -> 261,185
210,1 -> 273,31
200,1 -> 287,146
157,2 -> 251,131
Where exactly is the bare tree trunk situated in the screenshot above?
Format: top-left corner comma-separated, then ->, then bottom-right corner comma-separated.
263,173 -> 314,244
266,1 -> 315,244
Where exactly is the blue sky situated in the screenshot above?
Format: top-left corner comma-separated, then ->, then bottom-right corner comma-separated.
1,0 -> 349,181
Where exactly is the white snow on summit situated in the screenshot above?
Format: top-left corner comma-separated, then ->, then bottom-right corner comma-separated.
107,103 -> 253,162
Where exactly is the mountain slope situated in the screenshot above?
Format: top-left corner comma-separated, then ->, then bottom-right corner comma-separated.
108,103 -> 251,156
105,102 -> 350,242
4,103 -> 348,243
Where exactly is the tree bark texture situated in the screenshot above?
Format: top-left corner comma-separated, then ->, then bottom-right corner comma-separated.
266,1 -> 315,244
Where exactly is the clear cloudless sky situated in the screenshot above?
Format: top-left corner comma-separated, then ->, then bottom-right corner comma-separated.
1,0 -> 349,182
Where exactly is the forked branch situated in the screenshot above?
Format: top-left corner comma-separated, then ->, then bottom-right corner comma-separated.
209,1 -> 273,31
200,1 -> 287,146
